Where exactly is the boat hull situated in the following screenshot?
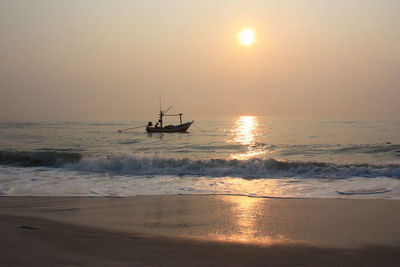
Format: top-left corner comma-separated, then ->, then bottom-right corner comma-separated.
146,121 -> 193,133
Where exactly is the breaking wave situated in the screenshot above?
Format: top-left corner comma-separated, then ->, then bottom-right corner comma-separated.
1,151 -> 400,179
0,150 -> 81,167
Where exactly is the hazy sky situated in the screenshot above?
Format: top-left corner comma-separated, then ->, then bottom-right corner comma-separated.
1,0 -> 399,120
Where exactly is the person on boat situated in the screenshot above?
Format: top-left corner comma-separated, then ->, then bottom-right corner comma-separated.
155,122 -> 159,128
147,122 -> 152,127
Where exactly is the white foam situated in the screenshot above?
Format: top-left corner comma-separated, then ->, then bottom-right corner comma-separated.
61,152 -> 400,179
1,166 -> 399,199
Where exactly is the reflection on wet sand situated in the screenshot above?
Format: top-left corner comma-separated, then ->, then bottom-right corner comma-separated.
0,195 -> 286,244
1,196 -> 400,248
202,195 -> 288,244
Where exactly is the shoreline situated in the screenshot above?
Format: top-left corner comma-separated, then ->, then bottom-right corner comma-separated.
1,195 -> 400,266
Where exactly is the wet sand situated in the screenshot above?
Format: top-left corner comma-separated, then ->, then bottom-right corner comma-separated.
0,195 -> 400,266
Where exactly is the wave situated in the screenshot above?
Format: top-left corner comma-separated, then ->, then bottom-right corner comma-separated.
0,121 -> 125,128
0,150 -> 81,167
1,151 -> 400,179
333,144 -> 400,154
279,144 -> 400,157
337,189 -> 393,195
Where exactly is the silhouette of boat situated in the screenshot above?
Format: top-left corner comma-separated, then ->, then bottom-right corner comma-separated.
146,121 -> 193,133
146,101 -> 193,133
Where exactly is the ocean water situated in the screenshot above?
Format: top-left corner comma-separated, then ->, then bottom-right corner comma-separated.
1,116 -> 400,199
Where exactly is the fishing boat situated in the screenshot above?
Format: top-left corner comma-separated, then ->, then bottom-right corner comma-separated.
146,103 -> 193,133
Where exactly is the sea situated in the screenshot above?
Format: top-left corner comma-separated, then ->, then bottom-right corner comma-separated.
1,116 -> 400,199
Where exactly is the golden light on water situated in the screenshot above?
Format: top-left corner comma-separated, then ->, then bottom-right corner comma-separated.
231,116 -> 265,160
234,116 -> 257,145
238,29 -> 255,46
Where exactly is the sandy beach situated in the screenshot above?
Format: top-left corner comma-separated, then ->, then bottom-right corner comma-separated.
0,195 -> 399,266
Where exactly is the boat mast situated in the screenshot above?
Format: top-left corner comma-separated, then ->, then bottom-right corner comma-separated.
159,96 -> 163,127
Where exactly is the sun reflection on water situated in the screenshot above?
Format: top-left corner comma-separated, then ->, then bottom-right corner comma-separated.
233,116 -> 257,145
231,116 -> 265,159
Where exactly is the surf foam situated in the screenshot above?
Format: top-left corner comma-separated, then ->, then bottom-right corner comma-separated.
66,152 -> 400,179
1,151 -> 400,179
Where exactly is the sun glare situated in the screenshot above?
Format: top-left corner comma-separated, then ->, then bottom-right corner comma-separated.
231,116 -> 265,160
239,29 -> 255,46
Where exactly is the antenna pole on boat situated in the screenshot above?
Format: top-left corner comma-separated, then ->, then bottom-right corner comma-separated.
179,113 -> 182,124
159,95 -> 163,127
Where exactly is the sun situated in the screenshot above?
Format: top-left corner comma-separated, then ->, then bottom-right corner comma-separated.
239,29 -> 255,46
